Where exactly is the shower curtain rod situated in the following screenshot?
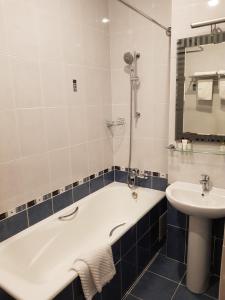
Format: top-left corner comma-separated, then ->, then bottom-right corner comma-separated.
117,0 -> 171,36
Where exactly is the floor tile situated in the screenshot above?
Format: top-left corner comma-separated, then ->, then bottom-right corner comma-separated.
132,271 -> 177,300
126,295 -> 140,300
204,275 -> 219,299
173,286 -> 213,300
148,254 -> 186,283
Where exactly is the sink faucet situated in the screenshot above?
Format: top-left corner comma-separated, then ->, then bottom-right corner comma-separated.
200,174 -> 210,193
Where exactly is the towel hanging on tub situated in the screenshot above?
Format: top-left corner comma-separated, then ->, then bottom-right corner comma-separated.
71,244 -> 116,300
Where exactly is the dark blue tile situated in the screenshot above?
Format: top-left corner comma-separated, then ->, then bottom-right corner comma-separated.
104,171 -> 114,186
102,262 -> 121,300
149,221 -> 159,246
28,199 -> 53,226
137,211 -> 150,240
132,271 -> 177,300
167,225 -> 186,263
112,239 -> 121,264
0,289 -> 14,300
115,170 -> 128,183
53,190 -> 73,213
173,286 -> 212,300
213,218 -> 225,239
73,182 -> 90,202
54,283 -> 73,300
150,203 -> 160,226
73,277 -> 101,300
137,241 -> 152,272
148,254 -> 186,283
159,197 -> 168,215
152,177 -> 168,191
213,238 -> 223,276
121,246 -> 138,295
126,295 -> 137,300
167,203 -> 187,229
136,176 -> 152,188
0,211 -> 28,242
90,176 -> 104,193
204,275 -> 219,299
121,225 -> 137,257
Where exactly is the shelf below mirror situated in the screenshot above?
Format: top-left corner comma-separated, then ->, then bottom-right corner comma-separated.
166,146 -> 225,156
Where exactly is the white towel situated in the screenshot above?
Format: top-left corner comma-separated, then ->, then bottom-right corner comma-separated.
219,78 -> 225,100
197,79 -> 213,101
71,245 -> 116,300
194,71 -> 217,76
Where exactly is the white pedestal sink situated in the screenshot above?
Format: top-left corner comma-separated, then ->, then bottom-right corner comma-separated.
166,182 -> 225,294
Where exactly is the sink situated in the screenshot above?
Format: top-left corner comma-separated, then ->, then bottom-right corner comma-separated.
166,181 -> 225,295
166,181 -> 225,219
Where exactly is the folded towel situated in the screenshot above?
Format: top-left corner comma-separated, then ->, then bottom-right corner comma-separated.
71,245 -> 116,300
219,78 -> 225,100
218,70 -> 225,75
197,79 -> 213,101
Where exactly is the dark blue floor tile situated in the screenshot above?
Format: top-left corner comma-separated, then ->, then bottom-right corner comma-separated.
104,171 -> 114,186
167,203 -> 187,229
167,225 -> 186,263
73,182 -> 90,202
152,177 -> 168,191
132,271 -> 177,300
204,275 -> 219,299
0,289 -> 14,300
90,176 -> 104,193
102,262 -> 121,300
54,283 -> 73,300
173,286 -> 213,300
0,211 -> 28,242
28,199 -> 53,226
121,225 -> 137,257
148,254 -> 186,283
115,170 -> 128,183
126,295 -> 138,300
53,190 -> 73,213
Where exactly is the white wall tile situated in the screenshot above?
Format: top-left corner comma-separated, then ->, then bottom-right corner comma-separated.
49,148 -> 72,191
68,105 -> 87,146
17,109 -> 46,157
0,55 -> 14,110
45,107 -> 69,151
11,58 -> 42,108
88,139 -> 104,174
71,143 -> 89,182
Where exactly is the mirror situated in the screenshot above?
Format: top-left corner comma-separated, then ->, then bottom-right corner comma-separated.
175,32 -> 225,142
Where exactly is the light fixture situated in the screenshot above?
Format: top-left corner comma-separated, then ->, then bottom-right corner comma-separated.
102,18 -> 110,24
208,0 -> 219,7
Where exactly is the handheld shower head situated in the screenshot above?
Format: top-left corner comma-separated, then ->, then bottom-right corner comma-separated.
123,52 -> 134,65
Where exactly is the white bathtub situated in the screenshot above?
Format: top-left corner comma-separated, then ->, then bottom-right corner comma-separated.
0,182 -> 165,300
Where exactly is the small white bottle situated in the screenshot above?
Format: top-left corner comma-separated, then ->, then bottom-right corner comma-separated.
182,139 -> 188,151
219,142 -> 225,152
177,140 -> 183,151
187,140 -> 192,151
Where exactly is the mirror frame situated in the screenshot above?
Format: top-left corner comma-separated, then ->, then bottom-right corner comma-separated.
175,31 -> 225,142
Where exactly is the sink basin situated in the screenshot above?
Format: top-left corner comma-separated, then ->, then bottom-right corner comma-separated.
166,181 -> 225,219
166,181 -> 225,295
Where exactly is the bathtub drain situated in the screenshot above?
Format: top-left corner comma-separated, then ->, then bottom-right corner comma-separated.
109,223 -> 126,237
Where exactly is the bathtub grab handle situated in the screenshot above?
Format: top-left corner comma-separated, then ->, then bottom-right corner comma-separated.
109,223 -> 126,237
58,207 -> 79,220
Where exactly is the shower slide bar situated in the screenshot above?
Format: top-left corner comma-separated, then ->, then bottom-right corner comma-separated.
117,0 -> 171,36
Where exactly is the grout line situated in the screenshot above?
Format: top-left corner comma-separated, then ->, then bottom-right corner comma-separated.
171,271 -> 186,300
160,253 -> 186,265
129,294 -> 142,300
147,270 -> 180,285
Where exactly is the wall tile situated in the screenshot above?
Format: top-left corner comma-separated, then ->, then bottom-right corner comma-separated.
104,170 -> 114,186
121,225 -> 136,257
115,170 -> 128,184
167,225 -> 186,263
73,182 -> 90,202
53,190 -> 73,213
0,211 -> 28,242
28,199 -> 53,226
90,176 -> 104,194
0,55 -> 14,110
71,144 -> 89,182
167,203 -> 187,229
151,176 -> 168,192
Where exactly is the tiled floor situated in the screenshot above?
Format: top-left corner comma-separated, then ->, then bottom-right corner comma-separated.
126,254 -> 220,300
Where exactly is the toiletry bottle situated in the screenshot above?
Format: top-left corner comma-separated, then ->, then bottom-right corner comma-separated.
182,139 -> 188,151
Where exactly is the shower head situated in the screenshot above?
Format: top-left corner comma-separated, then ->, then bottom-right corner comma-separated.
123,52 -> 134,65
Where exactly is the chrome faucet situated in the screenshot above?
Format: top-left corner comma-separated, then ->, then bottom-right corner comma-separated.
200,174 -> 210,193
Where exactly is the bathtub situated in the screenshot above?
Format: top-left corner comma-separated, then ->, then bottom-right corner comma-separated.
0,182 -> 165,300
